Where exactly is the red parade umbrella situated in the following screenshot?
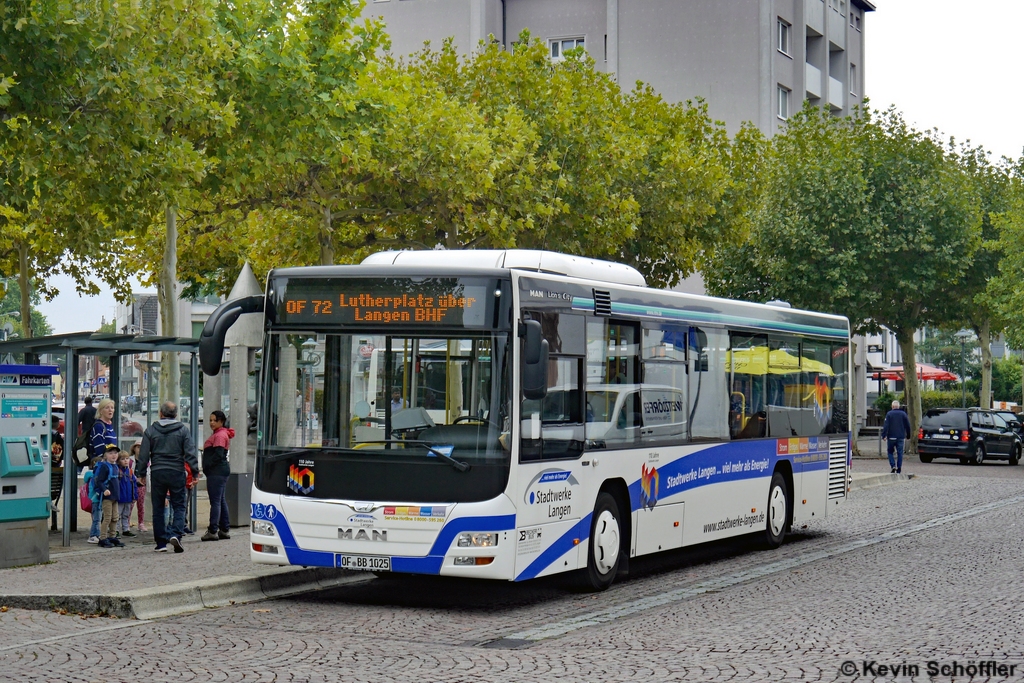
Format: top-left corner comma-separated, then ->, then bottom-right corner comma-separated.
872,363 -> 959,382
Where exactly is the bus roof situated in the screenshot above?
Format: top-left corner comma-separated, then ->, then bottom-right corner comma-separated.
361,249 -> 646,287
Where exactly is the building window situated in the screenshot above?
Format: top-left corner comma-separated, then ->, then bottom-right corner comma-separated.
854,13 -> 861,31
850,64 -> 857,95
777,19 -> 791,56
550,38 -> 585,61
777,86 -> 790,120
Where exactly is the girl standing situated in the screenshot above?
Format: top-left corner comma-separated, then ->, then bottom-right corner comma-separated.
201,410 -> 234,541
129,441 -> 147,532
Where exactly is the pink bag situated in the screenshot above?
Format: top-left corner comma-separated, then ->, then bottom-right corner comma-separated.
79,483 -> 92,513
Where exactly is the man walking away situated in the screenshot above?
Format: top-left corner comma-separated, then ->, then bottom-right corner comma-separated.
137,401 -> 199,553
881,400 -> 912,474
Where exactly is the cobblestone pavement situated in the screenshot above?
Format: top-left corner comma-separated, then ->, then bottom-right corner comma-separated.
5,471 -> 1024,681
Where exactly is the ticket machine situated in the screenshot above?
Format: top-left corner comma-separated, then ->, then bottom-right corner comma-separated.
0,364 -> 58,568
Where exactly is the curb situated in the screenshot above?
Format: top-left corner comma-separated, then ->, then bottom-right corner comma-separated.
0,567 -> 374,620
850,473 -> 916,491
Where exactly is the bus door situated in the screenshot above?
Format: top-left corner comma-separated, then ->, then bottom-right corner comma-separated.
515,311 -> 586,580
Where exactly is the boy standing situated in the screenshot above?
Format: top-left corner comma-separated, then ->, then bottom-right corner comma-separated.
94,445 -> 124,548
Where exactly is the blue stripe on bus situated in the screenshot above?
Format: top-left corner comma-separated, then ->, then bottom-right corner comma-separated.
515,513 -> 593,582
571,297 -> 848,339
516,437 -> 840,580
428,514 -> 517,556
252,508 -> 516,573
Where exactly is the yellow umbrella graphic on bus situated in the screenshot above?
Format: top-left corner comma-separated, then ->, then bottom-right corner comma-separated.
727,347 -> 834,376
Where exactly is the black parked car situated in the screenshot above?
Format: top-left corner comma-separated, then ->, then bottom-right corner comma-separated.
918,408 -> 1022,465
991,410 -> 1024,438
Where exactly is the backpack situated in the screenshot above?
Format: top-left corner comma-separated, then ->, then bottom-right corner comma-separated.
72,430 -> 91,467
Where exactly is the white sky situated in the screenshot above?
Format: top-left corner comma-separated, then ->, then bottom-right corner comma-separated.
36,1 -> 1024,334
865,0 -> 1024,161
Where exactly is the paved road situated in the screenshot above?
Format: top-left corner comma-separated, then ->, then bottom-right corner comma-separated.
5,469 -> 1024,681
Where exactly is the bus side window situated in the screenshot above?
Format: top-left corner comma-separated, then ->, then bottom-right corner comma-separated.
520,312 -> 585,461
688,327 -> 730,441
585,319 -> 640,449
729,333 -> 768,440
641,323 -> 688,445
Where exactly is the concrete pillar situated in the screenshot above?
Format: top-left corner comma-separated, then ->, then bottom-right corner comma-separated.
225,345 -> 252,526
204,370 -> 222,434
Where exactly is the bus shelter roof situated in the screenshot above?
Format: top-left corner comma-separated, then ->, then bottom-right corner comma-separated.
0,331 -> 199,356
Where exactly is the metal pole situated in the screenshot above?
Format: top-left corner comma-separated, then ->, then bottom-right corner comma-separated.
110,357 -> 120,449
63,347 -> 78,546
961,339 -> 966,408
190,353 -> 199,533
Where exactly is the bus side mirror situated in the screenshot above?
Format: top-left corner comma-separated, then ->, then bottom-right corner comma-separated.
522,320 -> 549,401
199,295 -> 265,375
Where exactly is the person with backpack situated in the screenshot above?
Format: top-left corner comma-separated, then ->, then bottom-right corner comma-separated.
84,466 -> 103,544
201,410 -> 234,541
137,401 -> 199,553
93,445 -> 124,548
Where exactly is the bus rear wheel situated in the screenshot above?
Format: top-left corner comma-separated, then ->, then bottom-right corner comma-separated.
763,471 -> 789,549
579,492 -> 622,591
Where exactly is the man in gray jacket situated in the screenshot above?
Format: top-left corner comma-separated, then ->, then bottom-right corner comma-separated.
137,401 -> 199,553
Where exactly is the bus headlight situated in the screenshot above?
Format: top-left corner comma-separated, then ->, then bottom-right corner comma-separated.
252,520 -> 276,536
457,532 -> 498,547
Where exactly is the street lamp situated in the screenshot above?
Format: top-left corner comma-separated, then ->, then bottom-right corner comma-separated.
955,330 -> 972,408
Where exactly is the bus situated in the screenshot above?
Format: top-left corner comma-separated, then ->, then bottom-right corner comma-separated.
199,249 -> 850,590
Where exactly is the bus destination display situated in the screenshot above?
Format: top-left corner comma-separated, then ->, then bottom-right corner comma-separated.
274,278 -> 490,327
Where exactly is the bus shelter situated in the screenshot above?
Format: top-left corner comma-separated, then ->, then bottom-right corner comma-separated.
0,332 -> 200,547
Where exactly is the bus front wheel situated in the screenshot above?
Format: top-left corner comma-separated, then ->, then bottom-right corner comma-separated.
580,492 -> 622,591
763,471 -> 789,549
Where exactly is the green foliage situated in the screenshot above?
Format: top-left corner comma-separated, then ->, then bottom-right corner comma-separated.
179,31 -> 757,288
917,329 -> 979,379
706,105 -> 875,329
990,171 -> 1024,349
0,278 -> 50,337
880,390 -> 974,413
921,390 -> 972,412
873,392 -> 898,414
991,356 -> 1022,403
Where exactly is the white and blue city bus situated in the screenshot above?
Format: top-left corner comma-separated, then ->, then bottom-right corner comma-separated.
200,250 -> 850,590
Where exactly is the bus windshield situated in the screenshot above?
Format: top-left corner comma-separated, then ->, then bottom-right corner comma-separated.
256,331 -> 512,503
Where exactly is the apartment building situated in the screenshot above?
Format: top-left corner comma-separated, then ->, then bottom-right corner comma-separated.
364,0 -> 874,136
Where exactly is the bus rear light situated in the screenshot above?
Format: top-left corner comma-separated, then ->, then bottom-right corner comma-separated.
454,556 -> 494,566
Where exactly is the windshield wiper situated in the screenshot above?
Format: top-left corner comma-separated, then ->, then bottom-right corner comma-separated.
345,439 -> 471,472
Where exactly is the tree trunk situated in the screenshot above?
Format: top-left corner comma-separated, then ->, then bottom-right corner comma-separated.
17,241 -> 31,338
159,204 -> 180,405
897,331 -> 920,456
978,320 -> 992,409
319,203 -> 334,266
